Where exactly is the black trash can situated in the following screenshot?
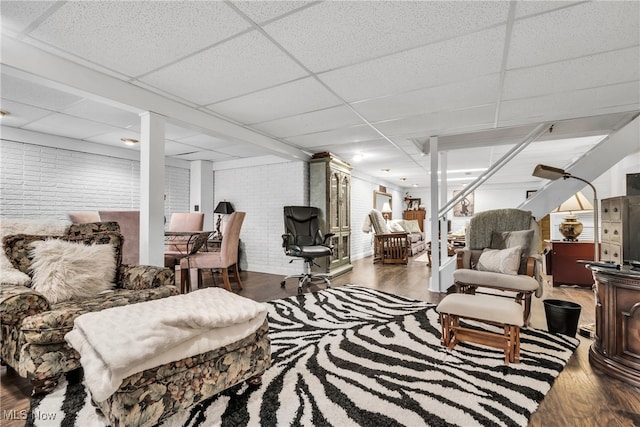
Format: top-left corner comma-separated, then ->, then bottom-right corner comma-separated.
543,299 -> 582,337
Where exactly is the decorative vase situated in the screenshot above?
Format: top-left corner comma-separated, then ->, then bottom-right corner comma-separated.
559,214 -> 583,241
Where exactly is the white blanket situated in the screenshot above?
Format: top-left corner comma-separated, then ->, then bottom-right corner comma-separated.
65,288 -> 268,402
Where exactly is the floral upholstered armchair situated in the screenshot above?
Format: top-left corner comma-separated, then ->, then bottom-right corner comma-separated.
0,221 -> 178,394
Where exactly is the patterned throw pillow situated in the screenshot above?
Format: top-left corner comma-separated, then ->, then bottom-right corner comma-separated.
476,247 -> 522,275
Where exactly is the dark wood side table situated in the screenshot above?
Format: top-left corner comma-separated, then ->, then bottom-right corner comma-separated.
588,265 -> 640,387
549,241 -> 594,287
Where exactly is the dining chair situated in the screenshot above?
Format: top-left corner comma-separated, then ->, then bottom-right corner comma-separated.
164,212 -> 205,268
179,211 -> 245,293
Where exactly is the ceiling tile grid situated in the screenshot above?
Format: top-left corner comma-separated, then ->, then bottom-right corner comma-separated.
22,113 -> 121,141
351,74 -> 500,123
499,81 -> 640,126
502,47 -> 639,101
1,1 -> 638,189
1,74 -> 82,111
263,1 -> 508,72
252,105 -> 364,138
139,30 -> 308,106
0,0 -> 55,34
206,77 -> 341,125
507,1 -> 640,69
317,26 -> 506,103
28,1 -> 252,77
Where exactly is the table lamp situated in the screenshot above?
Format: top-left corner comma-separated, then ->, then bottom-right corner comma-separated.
532,164 -> 599,261
214,201 -> 234,239
381,202 -> 392,222
553,191 -> 594,241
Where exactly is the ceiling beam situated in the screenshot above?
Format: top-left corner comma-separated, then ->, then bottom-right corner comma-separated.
1,35 -> 310,163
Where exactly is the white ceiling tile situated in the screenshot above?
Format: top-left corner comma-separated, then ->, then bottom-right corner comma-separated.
207,77 -> 341,124
253,106 -> 363,138
164,141 -> 202,156
0,99 -> 53,127
285,125 -> 381,148
23,114 -> 121,140
374,105 -> 496,138
1,1 -> 54,33
318,27 -> 506,102
1,73 -> 82,110
215,143 -> 273,157
61,99 -> 140,129
503,48 -> 639,101
174,134 -> 230,150
140,31 -> 308,105
508,2 -> 640,69
231,1 -> 315,24
352,74 -> 500,122
30,2 -> 251,77
164,123 -> 201,141
264,1 -> 508,72
499,82 -> 640,126
175,151 -> 236,162
85,129 -> 141,147
514,1 -> 582,19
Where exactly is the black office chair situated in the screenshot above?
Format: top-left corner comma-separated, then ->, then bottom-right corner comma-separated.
281,206 -> 334,294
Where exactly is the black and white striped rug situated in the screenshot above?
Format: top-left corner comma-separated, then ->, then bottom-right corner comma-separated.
29,285 -> 579,427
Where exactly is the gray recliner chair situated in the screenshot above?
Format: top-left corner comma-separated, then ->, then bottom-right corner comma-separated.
281,206 -> 333,294
453,208 -> 544,324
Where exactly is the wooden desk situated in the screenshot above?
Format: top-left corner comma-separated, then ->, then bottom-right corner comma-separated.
549,241 -> 594,287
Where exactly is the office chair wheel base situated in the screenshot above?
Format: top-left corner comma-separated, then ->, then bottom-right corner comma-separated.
280,280 -> 286,288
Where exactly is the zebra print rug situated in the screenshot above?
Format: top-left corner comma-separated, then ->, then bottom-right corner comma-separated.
29,285 -> 579,427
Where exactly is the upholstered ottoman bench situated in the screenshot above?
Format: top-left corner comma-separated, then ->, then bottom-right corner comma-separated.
436,293 -> 523,364
66,288 -> 271,427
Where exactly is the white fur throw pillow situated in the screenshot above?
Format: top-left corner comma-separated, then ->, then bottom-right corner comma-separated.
476,247 -> 522,275
29,239 -> 116,303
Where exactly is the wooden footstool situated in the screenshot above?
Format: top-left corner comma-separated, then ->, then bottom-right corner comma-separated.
437,293 -> 524,364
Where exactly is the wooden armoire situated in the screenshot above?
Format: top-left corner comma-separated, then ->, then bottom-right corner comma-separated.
310,153 -> 353,277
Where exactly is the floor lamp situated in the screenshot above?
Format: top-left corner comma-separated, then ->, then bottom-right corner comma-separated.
533,164 -> 599,338
532,164 -> 599,261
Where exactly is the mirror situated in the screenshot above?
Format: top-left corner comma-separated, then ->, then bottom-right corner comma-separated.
373,190 -> 392,212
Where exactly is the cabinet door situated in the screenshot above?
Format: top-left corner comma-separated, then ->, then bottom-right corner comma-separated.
329,171 -> 340,232
552,242 -> 594,286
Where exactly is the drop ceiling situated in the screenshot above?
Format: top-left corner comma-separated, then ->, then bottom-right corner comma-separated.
1,1 -> 638,188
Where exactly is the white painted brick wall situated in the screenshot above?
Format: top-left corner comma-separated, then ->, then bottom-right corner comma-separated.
214,160 -> 308,275
0,140 -> 189,221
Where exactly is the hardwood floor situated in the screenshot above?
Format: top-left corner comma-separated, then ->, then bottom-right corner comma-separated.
2,256 -> 639,426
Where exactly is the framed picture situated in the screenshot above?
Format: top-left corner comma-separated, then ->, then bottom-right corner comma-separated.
407,198 -> 421,210
526,190 -> 537,199
453,190 -> 474,217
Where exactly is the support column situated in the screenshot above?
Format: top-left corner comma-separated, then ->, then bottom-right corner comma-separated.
439,151 -> 448,265
190,160 -> 214,230
140,112 -> 165,266
429,136 -> 440,292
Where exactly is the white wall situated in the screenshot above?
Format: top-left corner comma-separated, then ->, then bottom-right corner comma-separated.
0,139 -> 190,221
213,160 -> 308,275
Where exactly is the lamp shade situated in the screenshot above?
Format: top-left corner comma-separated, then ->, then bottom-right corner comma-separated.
214,201 -> 234,214
381,202 -> 392,213
553,191 -> 594,213
532,164 -> 567,180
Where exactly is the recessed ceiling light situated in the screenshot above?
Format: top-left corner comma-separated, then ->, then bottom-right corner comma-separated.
412,184 -> 418,187
381,168 -> 390,173
0,110 -> 10,117
399,177 -> 407,181
120,138 -> 139,146
352,153 -> 364,162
